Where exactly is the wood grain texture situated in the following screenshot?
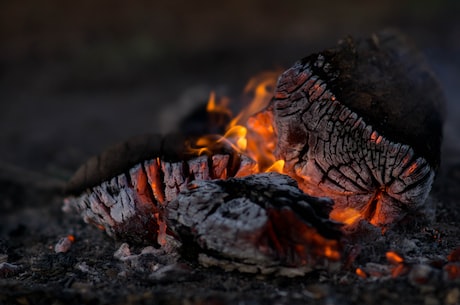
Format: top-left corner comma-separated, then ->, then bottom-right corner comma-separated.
271,30 -> 444,226
64,147 -> 256,245
166,173 -> 342,275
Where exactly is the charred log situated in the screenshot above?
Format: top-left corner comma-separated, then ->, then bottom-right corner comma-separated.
270,30 -> 445,227
66,134 -> 173,194
64,134 -> 256,245
166,172 -> 342,276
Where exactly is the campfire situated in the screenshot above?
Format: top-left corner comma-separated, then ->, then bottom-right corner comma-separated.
63,30 -> 453,278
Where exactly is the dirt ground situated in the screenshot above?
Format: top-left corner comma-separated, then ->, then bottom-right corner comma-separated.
1,1 -> 460,304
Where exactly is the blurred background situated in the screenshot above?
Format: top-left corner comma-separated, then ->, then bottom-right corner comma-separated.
0,0 -> 459,179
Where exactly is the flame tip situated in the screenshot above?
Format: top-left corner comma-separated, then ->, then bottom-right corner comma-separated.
188,70 -> 281,175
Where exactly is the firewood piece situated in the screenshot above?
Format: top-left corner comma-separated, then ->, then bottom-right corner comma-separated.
64,133 -> 258,245
166,172 -> 342,275
271,30 -> 445,227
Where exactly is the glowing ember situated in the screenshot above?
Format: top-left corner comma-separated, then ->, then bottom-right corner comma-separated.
265,160 -> 285,174
384,251 -> 410,278
444,263 -> 460,280
390,263 -> 409,278
222,125 -> 248,151
246,110 -> 278,172
445,247 -> 460,280
355,267 -> 367,279
448,247 -> 460,262
386,251 -> 404,265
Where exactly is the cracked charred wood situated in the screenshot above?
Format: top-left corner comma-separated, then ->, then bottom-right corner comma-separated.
166,172 -> 342,276
270,30 -> 445,227
64,134 -> 256,245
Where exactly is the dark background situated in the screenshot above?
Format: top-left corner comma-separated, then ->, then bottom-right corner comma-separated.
1,0 -> 459,179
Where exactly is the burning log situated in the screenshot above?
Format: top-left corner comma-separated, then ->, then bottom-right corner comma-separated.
64,134 -> 257,245
166,172 -> 342,276
269,30 -> 445,227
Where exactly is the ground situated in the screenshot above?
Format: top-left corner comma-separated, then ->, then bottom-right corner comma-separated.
1,1 -> 459,304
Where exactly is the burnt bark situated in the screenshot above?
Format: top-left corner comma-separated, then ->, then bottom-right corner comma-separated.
66,134 -> 166,194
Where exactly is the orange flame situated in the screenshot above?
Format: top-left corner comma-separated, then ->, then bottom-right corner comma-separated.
206,91 -> 232,125
67,235 -> 75,243
231,70 -> 280,127
190,70 -> 283,174
222,125 -> 248,152
356,267 -> 368,279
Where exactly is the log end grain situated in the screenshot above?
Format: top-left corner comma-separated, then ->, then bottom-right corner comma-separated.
272,30 -> 445,227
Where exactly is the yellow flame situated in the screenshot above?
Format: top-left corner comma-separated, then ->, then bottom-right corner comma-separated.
206,91 -> 216,112
188,137 -> 212,156
231,70 -> 280,127
189,70 -> 284,175
206,91 -> 231,116
330,207 -> 362,225
265,160 -> 285,173
221,125 -> 247,152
